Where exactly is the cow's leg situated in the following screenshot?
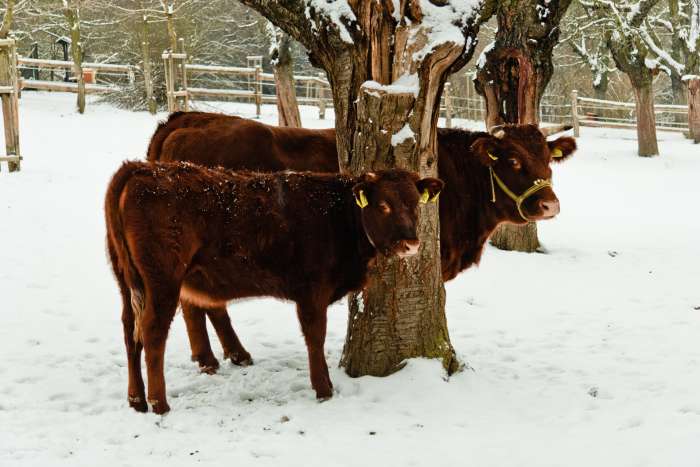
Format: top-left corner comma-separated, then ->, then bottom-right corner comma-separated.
296,298 -> 332,400
206,307 -> 253,366
182,302 -> 220,374
141,284 -> 180,415
120,289 -> 147,412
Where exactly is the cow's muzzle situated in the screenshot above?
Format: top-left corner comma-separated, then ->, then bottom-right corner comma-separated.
396,239 -> 420,258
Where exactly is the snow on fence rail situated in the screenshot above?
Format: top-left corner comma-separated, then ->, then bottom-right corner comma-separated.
17,56 -> 136,95
164,51 -> 331,119
571,90 -> 688,136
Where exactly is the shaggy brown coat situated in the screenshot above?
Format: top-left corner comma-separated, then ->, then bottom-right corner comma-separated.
148,113 -> 577,372
106,161 -> 442,413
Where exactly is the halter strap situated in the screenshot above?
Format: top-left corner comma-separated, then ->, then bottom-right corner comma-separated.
489,167 -> 552,221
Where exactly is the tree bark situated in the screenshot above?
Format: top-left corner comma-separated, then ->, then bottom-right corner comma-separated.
0,0 -> 14,39
474,1 -> 572,253
271,31 -> 301,128
489,222 -> 540,252
240,0 -> 485,378
687,77 -> 700,144
63,1 -> 85,114
339,7 -> 471,377
141,13 -> 156,115
593,73 -> 608,101
633,82 -> 659,156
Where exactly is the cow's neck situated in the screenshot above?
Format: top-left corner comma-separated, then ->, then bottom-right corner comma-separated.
438,133 -> 505,278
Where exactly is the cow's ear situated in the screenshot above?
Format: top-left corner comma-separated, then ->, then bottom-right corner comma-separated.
416,177 -> 444,204
470,136 -> 500,167
548,137 -> 577,163
352,181 -> 372,208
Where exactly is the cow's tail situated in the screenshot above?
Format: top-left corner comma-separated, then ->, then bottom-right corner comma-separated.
105,162 -> 146,343
146,111 -> 189,162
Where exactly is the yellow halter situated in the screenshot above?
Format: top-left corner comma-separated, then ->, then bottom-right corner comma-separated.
487,153 -> 552,221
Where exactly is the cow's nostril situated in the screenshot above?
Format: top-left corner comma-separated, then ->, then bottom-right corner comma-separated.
398,239 -> 420,258
539,200 -> 560,216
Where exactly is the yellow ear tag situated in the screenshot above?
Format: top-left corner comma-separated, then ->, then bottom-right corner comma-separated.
355,190 -> 369,208
430,191 -> 440,203
551,148 -> 563,158
420,189 -> 430,204
488,152 -> 499,161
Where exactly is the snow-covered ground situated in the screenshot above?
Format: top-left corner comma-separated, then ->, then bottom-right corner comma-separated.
1,92 -> 699,467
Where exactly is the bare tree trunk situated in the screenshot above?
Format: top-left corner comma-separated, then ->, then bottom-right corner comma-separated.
63,1 -> 85,114
339,7 -> 468,377
489,222 -> 539,252
240,0 -> 485,379
141,13 -> 156,115
270,31 -> 301,127
474,1 -> 572,253
671,74 -> 688,106
633,82 -> 659,156
688,77 -> 700,144
0,0 -> 14,39
163,2 -> 177,52
593,73 -> 609,101
341,82 -> 457,376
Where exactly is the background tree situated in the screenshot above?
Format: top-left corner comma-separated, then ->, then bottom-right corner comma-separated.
239,0 -> 488,377
584,0 -> 662,156
474,0 -> 574,253
563,5 -> 614,100
62,0 -> 85,114
267,23 -> 301,127
638,0 -> 700,141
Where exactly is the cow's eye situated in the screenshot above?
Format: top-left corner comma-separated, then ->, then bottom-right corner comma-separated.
508,158 -> 521,170
378,201 -> 391,215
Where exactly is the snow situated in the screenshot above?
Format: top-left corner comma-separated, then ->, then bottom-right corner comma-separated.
2,92 -> 700,466
477,41 -> 495,69
305,0 -> 357,44
363,73 -> 419,97
411,0 -> 481,62
390,123 -> 415,146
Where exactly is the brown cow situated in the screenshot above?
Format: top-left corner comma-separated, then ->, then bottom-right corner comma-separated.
106,161 -> 443,413
148,113 -> 577,372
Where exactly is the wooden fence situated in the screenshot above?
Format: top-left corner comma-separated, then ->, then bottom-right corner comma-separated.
164,51 -> 332,119
0,38 -> 20,172
17,56 -> 136,94
570,90 -> 688,136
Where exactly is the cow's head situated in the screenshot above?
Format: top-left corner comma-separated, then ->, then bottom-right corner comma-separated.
470,124 -> 576,223
353,170 -> 444,258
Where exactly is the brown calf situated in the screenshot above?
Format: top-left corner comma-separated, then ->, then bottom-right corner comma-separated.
106,161 -> 442,413
148,113 -> 577,373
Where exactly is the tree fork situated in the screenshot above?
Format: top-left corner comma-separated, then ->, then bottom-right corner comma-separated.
239,0 -> 486,378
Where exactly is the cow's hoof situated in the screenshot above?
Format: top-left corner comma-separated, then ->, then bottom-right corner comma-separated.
315,387 -> 333,401
128,396 -> 148,413
226,351 -> 253,367
193,353 -> 220,374
149,399 -> 170,415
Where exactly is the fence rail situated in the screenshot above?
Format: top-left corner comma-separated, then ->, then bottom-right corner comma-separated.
164,51 -> 333,119
571,91 -> 689,136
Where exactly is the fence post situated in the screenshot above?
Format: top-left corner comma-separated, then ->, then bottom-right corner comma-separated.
163,52 -> 172,112
317,74 -> 326,120
254,64 -> 262,117
142,18 -> 156,114
178,38 -> 189,112
444,82 -> 453,128
0,38 -> 21,172
686,77 -> 700,144
571,89 -> 580,137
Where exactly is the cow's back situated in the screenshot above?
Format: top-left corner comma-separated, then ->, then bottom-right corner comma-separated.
148,112 -> 339,173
